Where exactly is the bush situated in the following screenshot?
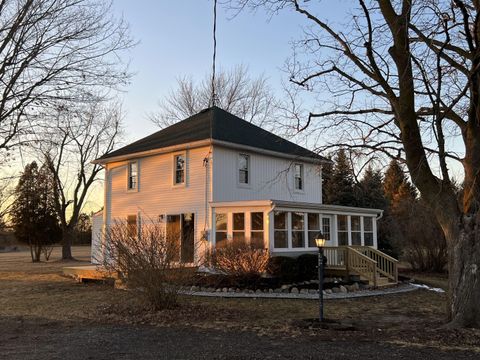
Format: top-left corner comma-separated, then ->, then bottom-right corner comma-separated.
103,217 -> 192,310
267,256 -> 298,283
205,240 -> 270,286
297,254 -> 318,281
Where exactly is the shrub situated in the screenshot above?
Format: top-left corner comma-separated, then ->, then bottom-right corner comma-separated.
103,216 -> 192,310
267,256 -> 298,283
297,254 -> 318,281
205,240 -> 270,286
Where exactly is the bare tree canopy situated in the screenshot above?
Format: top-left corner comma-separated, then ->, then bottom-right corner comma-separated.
150,65 -> 278,128
0,0 -> 133,158
230,0 -> 480,328
40,100 -> 122,259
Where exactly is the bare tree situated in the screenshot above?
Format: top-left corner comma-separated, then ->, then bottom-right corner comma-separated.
149,64 -> 278,128
41,100 -> 121,260
0,0 -> 133,159
231,0 -> 480,328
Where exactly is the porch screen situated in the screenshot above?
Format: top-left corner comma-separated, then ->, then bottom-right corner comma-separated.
308,213 -> 320,247
351,216 -> 361,245
232,213 -> 245,243
291,212 -> 305,248
364,217 -> 374,246
274,211 -> 287,248
215,213 -> 228,248
337,215 -> 348,246
250,212 -> 264,249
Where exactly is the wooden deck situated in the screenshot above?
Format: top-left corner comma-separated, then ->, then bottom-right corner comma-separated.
63,265 -> 115,282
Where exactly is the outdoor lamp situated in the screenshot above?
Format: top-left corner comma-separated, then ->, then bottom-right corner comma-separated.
315,237 -> 326,248
315,232 -> 326,322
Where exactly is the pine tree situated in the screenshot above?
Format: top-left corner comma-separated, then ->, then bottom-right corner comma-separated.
11,162 -> 61,262
383,160 -> 416,209
356,165 -> 387,209
324,149 -> 357,206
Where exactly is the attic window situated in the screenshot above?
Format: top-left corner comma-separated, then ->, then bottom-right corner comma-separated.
238,154 -> 249,184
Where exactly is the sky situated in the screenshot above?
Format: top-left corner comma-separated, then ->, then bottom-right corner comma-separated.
111,0 -> 349,143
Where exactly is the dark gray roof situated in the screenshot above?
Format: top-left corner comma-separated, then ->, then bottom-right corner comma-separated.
98,107 -> 327,162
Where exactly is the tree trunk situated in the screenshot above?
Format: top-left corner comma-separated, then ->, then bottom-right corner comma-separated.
61,228 -> 74,260
447,214 -> 480,328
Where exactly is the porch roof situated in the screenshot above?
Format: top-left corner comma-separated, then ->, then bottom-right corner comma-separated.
210,199 -> 383,216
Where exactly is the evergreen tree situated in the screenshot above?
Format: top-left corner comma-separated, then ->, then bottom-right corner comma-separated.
321,157 -> 333,204
356,165 -> 387,209
11,162 -> 61,262
324,149 -> 356,206
383,160 -> 416,209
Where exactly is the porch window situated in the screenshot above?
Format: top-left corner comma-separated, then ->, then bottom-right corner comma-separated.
127,214 -> 137,238
364,217 -> 374,246
127,162 -> 138,190
250,212 -> 264,249
238,154 -> 250,184
351,216 -> 362,245
294,163 -> 303,190
274,211 -> 288,248
174,154 -> 185,185
307,213 -> 320,247
215,213 -> 228,248
232,213 -> 245,243
337,215 -> 348,246
290,212 -> 304,247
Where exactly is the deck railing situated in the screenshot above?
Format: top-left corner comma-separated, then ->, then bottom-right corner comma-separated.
322,246 -> 398,286
351,246 -> 398,283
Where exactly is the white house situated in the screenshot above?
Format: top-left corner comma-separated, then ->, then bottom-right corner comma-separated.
92,107 -> 385,268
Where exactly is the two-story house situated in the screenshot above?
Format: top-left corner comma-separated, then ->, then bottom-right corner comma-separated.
91,106 -> 384,269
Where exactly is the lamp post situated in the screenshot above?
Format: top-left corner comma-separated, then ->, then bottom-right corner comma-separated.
315,235 -> 326,322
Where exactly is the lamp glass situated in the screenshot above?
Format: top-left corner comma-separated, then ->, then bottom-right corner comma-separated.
315,238 -> 326,247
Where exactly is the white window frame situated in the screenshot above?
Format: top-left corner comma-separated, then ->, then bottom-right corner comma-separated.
293,163 -> 304,192
127,161 -> 138,191
237,153 -> 250,187
172,152 -> 187,187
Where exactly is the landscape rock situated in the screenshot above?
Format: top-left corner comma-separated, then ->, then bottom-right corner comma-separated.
339,285 -> 348,293
325,289 -> 333,294
300,289 -> 308,294
190,285 -> 199,292
331,287 -> 341,293
290,287 -> 299,294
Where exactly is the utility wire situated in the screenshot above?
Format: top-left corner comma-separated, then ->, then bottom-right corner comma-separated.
211,0 -> 218,107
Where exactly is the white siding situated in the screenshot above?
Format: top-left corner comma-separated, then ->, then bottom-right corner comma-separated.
212,146 -> 322,203
105,146 -> 213,261
91,211 -> 104,264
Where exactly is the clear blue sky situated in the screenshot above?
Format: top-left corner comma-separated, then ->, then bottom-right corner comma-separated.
112,0 -> 348,142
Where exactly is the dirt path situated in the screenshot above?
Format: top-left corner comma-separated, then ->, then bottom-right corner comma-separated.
0,316 -> 477,360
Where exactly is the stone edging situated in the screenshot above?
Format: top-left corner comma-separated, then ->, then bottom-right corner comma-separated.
181,283 -> 419,300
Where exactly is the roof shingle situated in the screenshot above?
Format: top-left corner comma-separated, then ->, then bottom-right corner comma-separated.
98,107 -> 327,162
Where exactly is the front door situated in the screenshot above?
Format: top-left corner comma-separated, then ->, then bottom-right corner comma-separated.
166,213 -> 195,263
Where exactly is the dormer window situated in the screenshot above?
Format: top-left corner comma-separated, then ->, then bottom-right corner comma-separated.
174,154 -> 185,185
127,161 -> 138,190
294,163 -> 303,190
238,154 -> 250,185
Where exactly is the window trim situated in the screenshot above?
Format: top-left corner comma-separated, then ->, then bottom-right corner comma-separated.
237,153 -> 251,188
293,163 -> 304,192
127,161 -> 139,192
172,151 -> 187,187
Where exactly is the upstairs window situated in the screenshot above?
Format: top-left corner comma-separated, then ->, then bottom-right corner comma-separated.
238,154 -> 250,185
128,162 -> 138,190
174,154 -> 185,185
294,163 -> 303,190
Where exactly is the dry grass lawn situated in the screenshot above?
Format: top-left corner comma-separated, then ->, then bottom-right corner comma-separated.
0,246 -> 479,354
